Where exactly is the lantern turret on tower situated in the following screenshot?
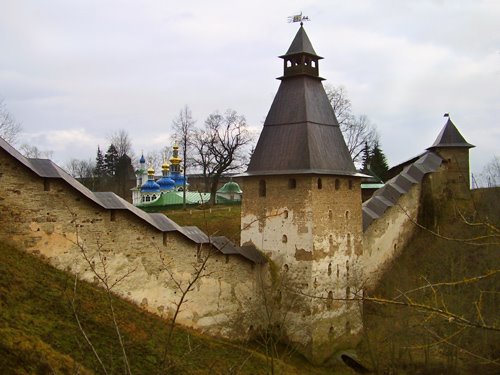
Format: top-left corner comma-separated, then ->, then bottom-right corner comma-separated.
279,24 -> 323,79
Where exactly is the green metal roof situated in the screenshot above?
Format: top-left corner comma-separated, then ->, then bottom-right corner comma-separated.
361,183 -> 385,189
217,181 -> 242,194
138,191 -> 211,208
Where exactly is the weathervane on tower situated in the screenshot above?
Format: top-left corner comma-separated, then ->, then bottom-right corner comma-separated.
287,12 -> 310,26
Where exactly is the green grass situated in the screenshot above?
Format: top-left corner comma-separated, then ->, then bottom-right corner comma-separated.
163,205 -> 242,244
0,240 -> 337,374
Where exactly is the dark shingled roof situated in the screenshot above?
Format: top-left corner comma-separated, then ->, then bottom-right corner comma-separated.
281,25 -> 321,58
244,26 -> 357,177
428,118 -> 474,150
362,151 -> 442,231
0,136 -> 265,264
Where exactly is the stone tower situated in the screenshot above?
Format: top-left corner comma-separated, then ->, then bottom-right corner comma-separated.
421,116 -> 475,225
240,25 -> 364,363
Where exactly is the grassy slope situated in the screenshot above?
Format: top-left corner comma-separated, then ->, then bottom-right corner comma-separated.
359,188 -> 500,374
0,240 -> 335,375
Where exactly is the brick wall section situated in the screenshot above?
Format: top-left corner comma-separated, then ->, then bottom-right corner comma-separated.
0,147 -> 258,339
241,174 -> 364,363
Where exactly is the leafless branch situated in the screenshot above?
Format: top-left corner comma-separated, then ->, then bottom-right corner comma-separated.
70,274 -> 109,375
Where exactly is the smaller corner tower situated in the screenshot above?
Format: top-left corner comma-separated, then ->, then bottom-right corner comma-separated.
426,115 -> 474,202
240,25 -> 364,363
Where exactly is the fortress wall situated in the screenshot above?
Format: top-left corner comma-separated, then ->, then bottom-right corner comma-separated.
362,183 -> 421,290
0,147 -> 258,338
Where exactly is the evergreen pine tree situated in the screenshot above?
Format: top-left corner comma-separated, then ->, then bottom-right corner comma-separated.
104,144 -> 119,176
94,146 -> 105,178
370,142 -> 389,182
361,142 -> 371,173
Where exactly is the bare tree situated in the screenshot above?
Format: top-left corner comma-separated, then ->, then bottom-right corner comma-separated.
191,109 -> 252,205
65,158 -> 96,189
0,99 -> 22,144
172,105 -> 196,208
479,155 -> 500,187
108,129 -> 133,158
66,158 -> 95,178
324,85 -> 379,164
19,143 -> 53,159
325,85 -> 352,128
191,129 -> 216,192
343,115 -> 379,163
144,146 -> 172,174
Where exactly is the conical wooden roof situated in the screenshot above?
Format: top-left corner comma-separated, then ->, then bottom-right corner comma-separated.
427,117 -> 474,150
281,25 -> 321,58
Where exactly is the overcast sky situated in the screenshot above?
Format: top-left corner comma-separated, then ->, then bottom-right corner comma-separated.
1,0 -> 499,180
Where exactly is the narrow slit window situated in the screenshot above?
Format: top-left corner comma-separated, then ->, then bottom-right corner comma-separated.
259,179 -> 266,197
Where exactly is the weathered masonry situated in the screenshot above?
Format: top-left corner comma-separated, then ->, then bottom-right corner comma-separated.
0,136 -> 266,339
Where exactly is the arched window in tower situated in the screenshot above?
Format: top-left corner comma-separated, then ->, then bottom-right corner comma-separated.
328,263 -> 332,276
282,234 -> 288,243
346,286 -> 351,299
317,178 -> 322,189
348,180 -> 353,190
286,60 -> 292,68
345,210 -> 350,220
283,210 -> 289,219
311,60 -> 316,68
288,178 -> 296,189
335,179 -> 340,190
328,209 -> 333,220
259,179 -> 266,197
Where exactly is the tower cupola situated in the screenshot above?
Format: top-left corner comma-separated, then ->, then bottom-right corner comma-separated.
279,24 -> 323,80
140,166 -> 160,193
157,153 -> 175,191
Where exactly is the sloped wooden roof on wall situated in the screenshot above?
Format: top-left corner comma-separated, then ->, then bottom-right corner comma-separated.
0,136 -> 266,264
362,151 -> 443,231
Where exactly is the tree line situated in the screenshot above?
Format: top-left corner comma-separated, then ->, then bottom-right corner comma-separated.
10,89 -> 500,202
